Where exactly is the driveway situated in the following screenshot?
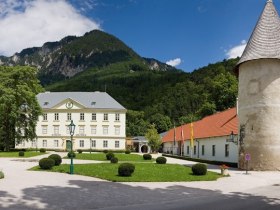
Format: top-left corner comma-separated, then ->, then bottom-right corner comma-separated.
0,152 -> 280,209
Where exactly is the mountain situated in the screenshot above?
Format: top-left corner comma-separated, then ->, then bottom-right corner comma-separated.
0,30 -> 176,85
0,29 -> 239,131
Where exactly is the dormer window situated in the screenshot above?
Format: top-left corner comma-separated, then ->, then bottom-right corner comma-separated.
43,102 -> 49,106
91,102 -> 96,106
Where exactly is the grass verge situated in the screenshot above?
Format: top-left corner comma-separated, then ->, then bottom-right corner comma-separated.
31,163 -> 221,182
69,153 -> 154,162
0,151 -> 45,158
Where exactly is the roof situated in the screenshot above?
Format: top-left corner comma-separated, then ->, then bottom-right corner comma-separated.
237,0 -> 280,67
37,91 -> 126,110
162,108 -> 238,143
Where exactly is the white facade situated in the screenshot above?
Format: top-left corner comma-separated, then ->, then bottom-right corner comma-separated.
16,92 -> 126,151
163,136 -> 238,163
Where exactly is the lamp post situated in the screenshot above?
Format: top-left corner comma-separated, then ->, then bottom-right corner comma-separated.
68,120 -> 76,175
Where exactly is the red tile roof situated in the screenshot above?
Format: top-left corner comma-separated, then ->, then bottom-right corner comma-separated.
162,108 -> 238,143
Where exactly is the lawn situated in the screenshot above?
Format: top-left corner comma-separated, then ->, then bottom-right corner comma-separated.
71,153 -> 154,162
31,163 -> 222,182
0,151 -> 45,158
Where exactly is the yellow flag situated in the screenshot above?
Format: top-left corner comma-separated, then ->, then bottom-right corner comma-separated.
190,122 -> 194,148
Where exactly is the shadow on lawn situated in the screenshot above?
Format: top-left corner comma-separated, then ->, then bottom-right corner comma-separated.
0,180 -> 280,210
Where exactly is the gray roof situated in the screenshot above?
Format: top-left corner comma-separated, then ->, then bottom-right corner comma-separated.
37,92 -> 126,110
237,0 -> 280,66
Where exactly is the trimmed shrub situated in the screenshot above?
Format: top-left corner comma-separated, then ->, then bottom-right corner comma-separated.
125,150 -> 131,154
192,163 -> 207,176
48,154 -> 62,166
18,151 -> 24,157
39,158 -> 55,170
0,171 -> 4,179
110,157 -> 118,164
67,151 -> 76,158
156,157 -> 167,164
103,150 -> 108,154
77,149 -> 83,154
118,163 -> 135,177
106,152 -> 115,160
143,154 -> 152,160
40,148 -> 46,153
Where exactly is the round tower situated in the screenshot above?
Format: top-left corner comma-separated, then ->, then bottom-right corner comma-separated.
237,0 -> 280,170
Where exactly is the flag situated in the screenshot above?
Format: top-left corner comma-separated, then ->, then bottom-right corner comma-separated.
190,122 -> 194,148
173,123 -> 176,145
181,125 -> 184,144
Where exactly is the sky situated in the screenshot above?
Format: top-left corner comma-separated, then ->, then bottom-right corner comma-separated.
0,0 -> 277,72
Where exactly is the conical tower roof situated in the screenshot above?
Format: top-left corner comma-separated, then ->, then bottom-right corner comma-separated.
237,0 -> 280,67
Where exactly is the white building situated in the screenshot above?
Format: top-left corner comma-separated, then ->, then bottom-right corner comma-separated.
16,92 -> 126,151
162,108 -> 238,164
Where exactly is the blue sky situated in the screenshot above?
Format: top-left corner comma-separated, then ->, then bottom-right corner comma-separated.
0,0 -> 276,72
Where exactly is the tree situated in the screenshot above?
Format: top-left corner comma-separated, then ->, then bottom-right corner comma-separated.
0,66 -> 43,151
126,110 -> 150,137
145,125 -> 161,152
149,113 -> 172,133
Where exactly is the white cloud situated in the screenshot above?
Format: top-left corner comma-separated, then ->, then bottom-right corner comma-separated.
166,58 -> 182,67
0,0 -> 100,56
226,40 -> 247,59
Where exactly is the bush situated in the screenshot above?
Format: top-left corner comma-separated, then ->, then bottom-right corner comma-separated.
106,152 -> 115,160
156,157 -> 167,164
18,151 -> 24,156
67,151 -> 76,158
118,163 -> 135,177
192,163 -> 207,175
110,157 -> 118,163
125,150 -> 131,154
39,158 -> 55,170
40,148 -> 46,153
48,154 -> 62,166
143,154 -> 152,160
103,150 -> 108,154
77,149 -> 83,154
0,171 -> 4,179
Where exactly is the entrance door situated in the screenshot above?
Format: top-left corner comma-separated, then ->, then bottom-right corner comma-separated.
66,140 -> 72,152
141,145 -> 148,153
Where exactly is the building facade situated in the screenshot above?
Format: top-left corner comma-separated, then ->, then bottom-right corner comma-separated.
16,92 -> 126,151
236,0 -> 280,170
162,108 -> 238,164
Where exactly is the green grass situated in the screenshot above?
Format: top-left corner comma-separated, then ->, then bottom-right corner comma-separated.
70,153 -> 154,162
31,163 -> 221,182
0,151 -> 45,158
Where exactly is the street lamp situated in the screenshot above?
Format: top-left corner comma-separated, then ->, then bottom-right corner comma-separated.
68,120 -> 76,174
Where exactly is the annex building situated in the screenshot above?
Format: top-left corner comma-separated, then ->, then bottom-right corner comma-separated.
162,108 -> 238,164
16,92 -> 126,151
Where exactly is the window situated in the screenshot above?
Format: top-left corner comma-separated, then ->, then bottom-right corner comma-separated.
54,140 -> 59,147
92,113 -> 96,121
91,140 -> 96,148
31,140 -> 36,147
115,126 -> 120,135
42,126 -> 47,134
91,126 -> 97,134
212,145 -> 216,156
80,140 -> 84,148
66,126 -> 70,134
53,126 -> 59,135
79,126 -> 85,135
54,113 -> 59,121
103,140 -> 108,148
43,140 -> 47,147
43,113 -> 47,121
103,126 -> 108,135
194,145 -> 197,155
202,145 -> 205,156
225,144 -> 229,157
67,113 -> 72,121
187,146 -> 189,154
115,141 -> 120,148
103,113 -> 108,121
115,113 -> 120,121
80,113 -> 84,121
